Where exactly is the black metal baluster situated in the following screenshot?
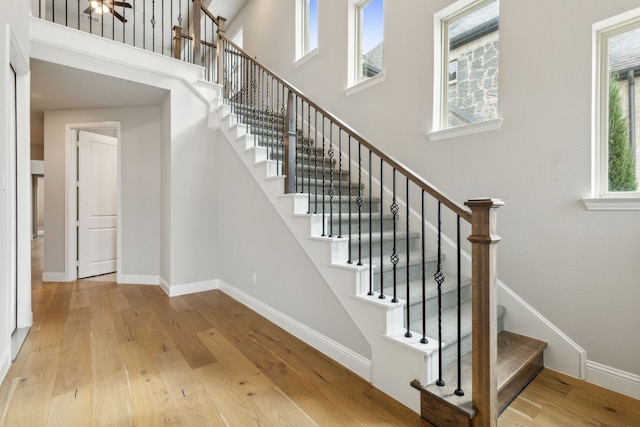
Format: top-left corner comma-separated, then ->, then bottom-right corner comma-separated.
347,136 -> 352,264
337,131 -> 343,238
280,85 -> 286,175
52,0 -> 55,23
133,0 -> 136,46
112,0 -> 115,40
151,0 -> 156,52
77,0 -> 80,30
368,151 -> 373,296
321,117 -> 326,236
356,143 -> 363,266
435,201 -> 445,387
142,0 -> 146,49
405,178 -> 412,338
313,110 -> 318,213
307,104 -> 312,213
101,0 -> 104,37
455,215 -> 464,396
379,159 -> 385,300
161,0 -> 164,54
390,169 -> 399,303
328,124 -> 334,237
420,190 -> 428,344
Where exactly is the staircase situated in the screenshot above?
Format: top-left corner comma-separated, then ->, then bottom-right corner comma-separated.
214,95 -> 547,424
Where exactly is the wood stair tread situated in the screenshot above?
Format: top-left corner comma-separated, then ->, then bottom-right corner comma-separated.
410,330 -> 546,426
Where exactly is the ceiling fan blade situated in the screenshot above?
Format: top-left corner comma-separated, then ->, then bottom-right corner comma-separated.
111,1 -> 132,8
107,5 -> 127,23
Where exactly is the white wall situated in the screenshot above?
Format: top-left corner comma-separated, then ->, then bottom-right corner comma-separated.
228,0 -> 640,378
215,137 -> 371,358
43,106 -> 163,279
0,0 -> 31,381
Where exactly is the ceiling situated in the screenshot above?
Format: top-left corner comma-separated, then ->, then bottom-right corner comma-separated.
30,59 -> 169,113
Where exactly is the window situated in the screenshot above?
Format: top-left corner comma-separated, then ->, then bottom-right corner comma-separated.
358,0 -> 384,81
589,10 -> 640,207
296,0 -> 318,61
433,0 -> 500,134
348,0 -> 384,88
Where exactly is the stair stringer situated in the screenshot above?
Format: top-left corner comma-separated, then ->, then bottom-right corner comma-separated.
216,102 -> 441,413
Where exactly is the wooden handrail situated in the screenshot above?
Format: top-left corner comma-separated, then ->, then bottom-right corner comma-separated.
219,34 -> 472,223
198,1 -> 219,26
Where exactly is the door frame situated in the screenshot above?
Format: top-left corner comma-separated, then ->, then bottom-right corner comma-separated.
64,122 -> 121,282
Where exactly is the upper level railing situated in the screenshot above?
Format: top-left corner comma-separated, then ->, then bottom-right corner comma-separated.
218,34 -> 503,426
34,0 -> 221,81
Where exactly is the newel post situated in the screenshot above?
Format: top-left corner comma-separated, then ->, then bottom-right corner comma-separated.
465,198 -> 504,427
193,0 -> 202,66
284,91 -> 297,194
216,17 -> 227,85
172,25 -> 182,60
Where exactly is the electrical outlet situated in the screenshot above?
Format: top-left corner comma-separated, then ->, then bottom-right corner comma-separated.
252,272 -> 257,285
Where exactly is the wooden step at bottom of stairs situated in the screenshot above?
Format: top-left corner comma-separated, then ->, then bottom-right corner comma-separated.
410,330 -> 547,427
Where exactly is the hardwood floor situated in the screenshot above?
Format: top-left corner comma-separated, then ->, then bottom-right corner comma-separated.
1,238 -> 638,426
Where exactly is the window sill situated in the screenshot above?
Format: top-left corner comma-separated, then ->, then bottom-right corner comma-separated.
345,72 -> 386,96
582,196 -> 640,211
294,47 -> 319,69
427,118 -> 503,141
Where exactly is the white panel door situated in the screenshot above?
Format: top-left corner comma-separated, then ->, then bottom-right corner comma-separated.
78,131 -> 117,278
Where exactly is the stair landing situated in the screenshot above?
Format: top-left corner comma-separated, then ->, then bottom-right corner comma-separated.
411,330 -> 547,427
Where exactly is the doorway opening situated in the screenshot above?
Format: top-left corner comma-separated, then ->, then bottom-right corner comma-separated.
64,122 -> 121,282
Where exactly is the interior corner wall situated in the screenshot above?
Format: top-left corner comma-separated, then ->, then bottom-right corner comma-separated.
229,0 -> 640,377
166,90 -> 219,288
160,95 -> 171,284
43,106 -> 162,279
215,136 -> 371,359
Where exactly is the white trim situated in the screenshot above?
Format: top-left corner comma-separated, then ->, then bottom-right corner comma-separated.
30,160 -> 44,175
158,276 -> 170,296
218,281 -> 372,380
116,274 -> 159,286
294,47 -> 319,69
41,272 -> 66,282
0,348 -> 10,385
427,118 -> 503,141
586,360 -> 640,400
497,280 -> 587,379
164,279 -> 219,297
582,196 -> 640,210
345,71 -> 385,96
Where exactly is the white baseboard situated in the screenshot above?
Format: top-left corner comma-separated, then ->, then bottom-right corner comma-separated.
586,360 -> 640,400
41,272 -> 66,282
158,277 -> 219,297
117,274 -> 159,286
158,276 -> 170,296
0,347 -> 10,385
218,280 -> 371,381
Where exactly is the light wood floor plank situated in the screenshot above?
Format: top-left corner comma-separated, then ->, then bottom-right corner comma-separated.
1,238 -> 638,427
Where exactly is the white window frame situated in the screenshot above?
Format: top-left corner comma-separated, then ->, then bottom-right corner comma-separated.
584,7 -> 640,210
429,0 -> 502,141
295,0 -> 318,65
346,0 -> 385,92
